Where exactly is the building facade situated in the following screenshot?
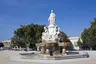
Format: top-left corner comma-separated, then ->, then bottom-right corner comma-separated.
1,40 -> 11,48
69,37 -> 80,50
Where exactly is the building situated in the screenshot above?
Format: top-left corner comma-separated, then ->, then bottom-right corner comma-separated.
1,40 -> 11,48
69,37 -> 80,50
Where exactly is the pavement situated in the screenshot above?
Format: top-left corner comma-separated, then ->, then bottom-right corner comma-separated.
0,50 -> 96,64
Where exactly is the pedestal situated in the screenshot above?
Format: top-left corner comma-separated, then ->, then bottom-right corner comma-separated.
62,48 -> 67,55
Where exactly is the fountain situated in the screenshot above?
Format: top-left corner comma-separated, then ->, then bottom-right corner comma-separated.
39,10 -> 63,56
10,10 -> 89,63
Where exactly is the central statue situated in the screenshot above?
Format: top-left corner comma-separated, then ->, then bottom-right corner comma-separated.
48,10 -> 56,27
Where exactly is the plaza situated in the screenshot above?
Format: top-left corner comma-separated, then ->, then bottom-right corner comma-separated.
0,0 -> 96,64
0,50 -> 96,64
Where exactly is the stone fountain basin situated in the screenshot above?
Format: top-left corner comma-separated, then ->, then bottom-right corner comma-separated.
20,51 -> 89,60
9,51 -> 89,63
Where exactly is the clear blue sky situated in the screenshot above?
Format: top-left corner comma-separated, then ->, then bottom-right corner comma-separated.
0,0 -> 96,40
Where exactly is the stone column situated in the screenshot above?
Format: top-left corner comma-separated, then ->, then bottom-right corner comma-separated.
53,43 -> 60,55
46,44 -> 50,55
40,46 -> 45,54
19,47 -> 21,51
46,49 -> 50,54
62,48 -> 67,55
37,46 -> 40,51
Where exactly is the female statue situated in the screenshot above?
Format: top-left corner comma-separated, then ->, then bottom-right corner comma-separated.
48,10 -> 56,26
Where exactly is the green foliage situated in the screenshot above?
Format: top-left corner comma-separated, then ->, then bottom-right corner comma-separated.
77,39 -> 83,48
59,31 -> 70,42
11,35 -> 26,48
11,23 -> 45,49
59,31 -> 73,50
11,23 -> 72,50
80,18 -> 96,50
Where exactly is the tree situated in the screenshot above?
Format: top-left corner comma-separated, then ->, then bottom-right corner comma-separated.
11,23 -> 72,50
11,35 -> 26,48
11,23 -> 45,50
59,31 -> 69,42
77,39 -> 83,49
79,18 -> 96,50
59,31 -> 73,50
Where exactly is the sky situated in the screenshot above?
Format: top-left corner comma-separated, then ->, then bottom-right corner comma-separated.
0,0 -> 96,40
